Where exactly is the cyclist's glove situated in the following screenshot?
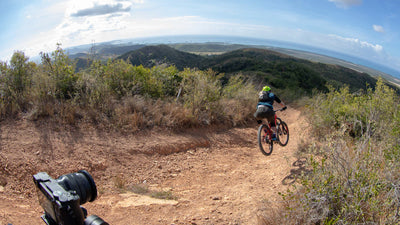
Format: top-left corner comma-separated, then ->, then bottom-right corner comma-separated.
282,106 -> 287,110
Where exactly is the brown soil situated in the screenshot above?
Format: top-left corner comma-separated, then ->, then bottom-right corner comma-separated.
0,107 -> 307,225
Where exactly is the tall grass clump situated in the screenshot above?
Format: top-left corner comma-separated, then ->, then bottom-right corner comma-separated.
279,78 -> 400,224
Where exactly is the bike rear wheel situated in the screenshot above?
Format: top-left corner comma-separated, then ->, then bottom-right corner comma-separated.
276,118 -> 289,146
258,124 -> 273,156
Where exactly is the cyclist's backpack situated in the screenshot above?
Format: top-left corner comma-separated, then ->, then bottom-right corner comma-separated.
258,91 -> 275,104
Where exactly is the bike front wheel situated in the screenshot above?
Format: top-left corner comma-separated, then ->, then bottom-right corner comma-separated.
276,118 -> 289,146
258,124 -> 273,156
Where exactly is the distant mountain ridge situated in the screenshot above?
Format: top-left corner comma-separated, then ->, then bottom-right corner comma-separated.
117,45 -> 204,70
64,35 -> 400,82
67,39 -> 400,86
117,44 -> 391,94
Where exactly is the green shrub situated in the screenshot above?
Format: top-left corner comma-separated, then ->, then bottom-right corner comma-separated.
0,51 -> 35,116
281,78 -> 400,224
0,46 -> 258,129
179,68 -> 223,125
222,74 -> 258,125
40,44 -> 78,100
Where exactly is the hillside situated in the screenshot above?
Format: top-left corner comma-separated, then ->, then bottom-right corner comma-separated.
117,45 -> 383,95
269,47 -> 400,84
68,43 -> 146,58
71,44 -> 146,71
62,37 -> 400,86
118,44 -> 205,70
207,48 -> 381,92
169,42 -> 400,84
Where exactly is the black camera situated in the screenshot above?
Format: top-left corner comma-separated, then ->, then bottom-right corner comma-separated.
33,170 -> 108,225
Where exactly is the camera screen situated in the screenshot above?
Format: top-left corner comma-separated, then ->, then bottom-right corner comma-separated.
36,184 -> 57,222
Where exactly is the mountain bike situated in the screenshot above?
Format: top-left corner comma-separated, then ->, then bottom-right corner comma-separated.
257,108 -> 289,156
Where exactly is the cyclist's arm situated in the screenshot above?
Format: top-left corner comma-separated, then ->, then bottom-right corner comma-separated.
274,95 -> 287,109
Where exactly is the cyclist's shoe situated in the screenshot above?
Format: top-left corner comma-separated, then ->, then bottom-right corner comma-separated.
271,134 -> 277,141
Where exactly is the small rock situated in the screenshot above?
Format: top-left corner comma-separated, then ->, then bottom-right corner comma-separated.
212,196 -> 221,200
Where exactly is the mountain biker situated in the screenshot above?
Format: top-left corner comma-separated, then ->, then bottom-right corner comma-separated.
254,85 -> 287,140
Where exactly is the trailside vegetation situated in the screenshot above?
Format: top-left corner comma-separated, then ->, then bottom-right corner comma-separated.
277,78 -> 400,224
0,45 -> 257,130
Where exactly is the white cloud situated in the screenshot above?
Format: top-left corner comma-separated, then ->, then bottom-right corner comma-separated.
328,0 -> 362,9
0,0 -> 141,60
373,25 -> 385,33
67,0 -> 133,17
327,34 -> 383,53
48,0 -> 140,48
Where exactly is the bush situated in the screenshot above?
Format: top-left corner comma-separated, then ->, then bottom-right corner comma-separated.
221,74 -> 258,125
0,46 -> 258,130
0,51 -> 35,116
179,68 -> 224,125
280,78 -> 400,224
40,44 -> 78,100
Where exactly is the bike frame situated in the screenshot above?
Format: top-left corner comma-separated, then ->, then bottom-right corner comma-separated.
262,109 -> 283,141
257,107 -> 288,156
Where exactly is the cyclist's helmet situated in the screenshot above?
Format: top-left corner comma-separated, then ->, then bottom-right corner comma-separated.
262,86 -> 271,92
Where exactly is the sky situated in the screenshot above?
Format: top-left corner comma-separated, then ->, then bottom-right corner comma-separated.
0,0 -> 399,76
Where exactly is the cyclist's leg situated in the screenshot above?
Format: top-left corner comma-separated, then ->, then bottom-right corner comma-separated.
254,105 -> 269,123
266,110 -> 277,139
265,109 -> 275,126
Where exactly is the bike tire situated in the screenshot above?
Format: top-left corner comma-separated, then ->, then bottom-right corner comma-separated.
258,124 -> 273,156
276,118 -> 289,146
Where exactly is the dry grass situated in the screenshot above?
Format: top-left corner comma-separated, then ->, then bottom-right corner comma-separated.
1,49 -> 260,132
127,184 -> 177,200
128,184 -> 149,195
274,80 -> 400,224
113,173 -> 127,190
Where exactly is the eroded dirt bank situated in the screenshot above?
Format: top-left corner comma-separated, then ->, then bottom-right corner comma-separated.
0,107 -> 307,225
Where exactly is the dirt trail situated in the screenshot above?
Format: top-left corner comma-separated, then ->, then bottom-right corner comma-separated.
0,107 -> 307,225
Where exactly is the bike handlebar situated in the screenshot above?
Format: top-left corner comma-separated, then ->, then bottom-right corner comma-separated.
274,106 -> 287,112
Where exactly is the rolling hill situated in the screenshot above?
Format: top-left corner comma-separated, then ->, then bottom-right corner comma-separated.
117,44 -> 384,95
117,44 -> 205,70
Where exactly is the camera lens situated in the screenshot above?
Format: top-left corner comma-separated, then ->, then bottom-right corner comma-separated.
84,215 -> 109,225
57,170 -> 97,204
